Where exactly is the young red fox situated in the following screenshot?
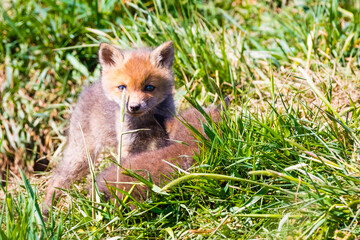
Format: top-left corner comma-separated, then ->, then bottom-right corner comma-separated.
43,41 -> 225,214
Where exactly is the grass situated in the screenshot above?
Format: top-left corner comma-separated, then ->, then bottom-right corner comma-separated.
1,0 -> 360,238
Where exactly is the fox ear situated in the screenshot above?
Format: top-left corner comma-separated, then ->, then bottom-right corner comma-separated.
150,41 -> 174,68
99,43 -> 123,67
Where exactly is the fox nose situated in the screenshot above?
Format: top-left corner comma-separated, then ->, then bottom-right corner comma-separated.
129,104 -> 141,112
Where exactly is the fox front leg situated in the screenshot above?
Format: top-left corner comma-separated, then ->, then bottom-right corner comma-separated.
42,133 -> 100,215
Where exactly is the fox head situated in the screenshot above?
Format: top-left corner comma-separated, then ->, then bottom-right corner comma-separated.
99,41 -> 174,116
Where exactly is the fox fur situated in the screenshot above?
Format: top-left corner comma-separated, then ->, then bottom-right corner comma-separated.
43,41 -> 226,214
43,42 -> 176,213
96,106 -> 224,200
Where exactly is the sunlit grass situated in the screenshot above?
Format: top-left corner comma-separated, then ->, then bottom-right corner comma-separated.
1,0 -> 360,239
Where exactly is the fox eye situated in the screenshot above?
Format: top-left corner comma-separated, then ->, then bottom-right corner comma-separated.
117,85 -> 126,91
144,85 -> 155,92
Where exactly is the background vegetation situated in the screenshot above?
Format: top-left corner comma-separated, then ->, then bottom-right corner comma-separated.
1,0 -> 360,238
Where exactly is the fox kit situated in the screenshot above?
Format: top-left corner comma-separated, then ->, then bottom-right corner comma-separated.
43,41 -> 177,213
43,41 -> 227,214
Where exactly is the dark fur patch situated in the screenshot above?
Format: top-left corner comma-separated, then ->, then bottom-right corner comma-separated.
154,114 -> 167,131
101,47 -> 116,66
158,44 -> 174,67
151,42 -> 174,68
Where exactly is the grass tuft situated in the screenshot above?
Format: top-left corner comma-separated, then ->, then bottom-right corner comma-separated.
1,0 -> 360,238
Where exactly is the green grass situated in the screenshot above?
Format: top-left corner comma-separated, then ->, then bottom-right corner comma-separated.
1,0 -> 360,238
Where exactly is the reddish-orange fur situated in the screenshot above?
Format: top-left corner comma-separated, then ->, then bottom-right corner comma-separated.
102,54 -> 173,108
